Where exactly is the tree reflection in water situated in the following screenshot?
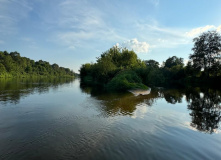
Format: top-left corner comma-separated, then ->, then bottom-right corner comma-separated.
0,78 -> 74,104
1,79 -> 220,134
80,85 -> 160,117
162,89 -> 184,104
186,88 -> 221,134
160,87 -> 221,134
81,85 -> 221,134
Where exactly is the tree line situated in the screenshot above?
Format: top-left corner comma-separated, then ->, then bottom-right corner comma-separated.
0,51 -> 75,78
80,31 -> 221,90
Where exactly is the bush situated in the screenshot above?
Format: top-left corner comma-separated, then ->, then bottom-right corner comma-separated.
106,71 -> 148,91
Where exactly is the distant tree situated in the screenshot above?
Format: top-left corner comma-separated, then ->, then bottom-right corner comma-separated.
10,51 -> 20,58
0,51 -> 75,77
161,56 -> 185,85
164,56 -> 184,68
144,59 -> 159,68
190,31 -> 221,76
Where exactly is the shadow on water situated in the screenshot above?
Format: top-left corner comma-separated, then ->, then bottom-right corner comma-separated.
0,77 -> 75,104
80,85 -> 221,134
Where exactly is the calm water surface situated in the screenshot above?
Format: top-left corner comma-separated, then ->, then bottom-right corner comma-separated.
0,78 -> 221,160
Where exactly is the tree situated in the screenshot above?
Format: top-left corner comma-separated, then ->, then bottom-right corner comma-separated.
10,51 -> 20,58
0,63 -> 6,74
144,59 -> 159,68
164,56 -> 184,68
190,31 -> 221,76
120,49 -> 143,69
0,51 -> 75,77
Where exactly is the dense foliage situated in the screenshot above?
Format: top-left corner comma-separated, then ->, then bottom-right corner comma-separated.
80,47 -> 144,83
190,31 -> 221,77
0,51 -> 75,78
79,31 -> 221,91
106,71 -> 148,91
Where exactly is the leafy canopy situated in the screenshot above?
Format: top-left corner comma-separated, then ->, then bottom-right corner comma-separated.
190,31 -> 221,72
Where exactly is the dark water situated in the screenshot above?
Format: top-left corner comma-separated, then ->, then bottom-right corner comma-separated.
0,78 -> 221,160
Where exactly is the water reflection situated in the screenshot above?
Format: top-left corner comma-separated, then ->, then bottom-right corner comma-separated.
186,88 -> 221,134
80,85 -> 160,117
0,77 -> 74,104
158,87 -> 221,134
0,79 -> 220,134
80,85 -> 221,134
163,89 -> 184,104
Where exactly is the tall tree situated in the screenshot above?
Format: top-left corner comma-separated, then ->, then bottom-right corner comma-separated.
190,31 -> 221,76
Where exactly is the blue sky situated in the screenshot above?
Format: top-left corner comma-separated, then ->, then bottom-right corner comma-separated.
1,0 -> 221,72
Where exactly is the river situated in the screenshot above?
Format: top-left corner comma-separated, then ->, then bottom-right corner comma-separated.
0,78 -> 221,160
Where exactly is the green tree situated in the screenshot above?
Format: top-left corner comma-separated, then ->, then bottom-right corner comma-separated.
80,47 -> 146,88
144,59 -> 159,68
162,56 -> 185,86
120,49 -> 144,69
0,51 -> 75,77
190,31 -> 221,76
164,56 -> 184,68
0,63 -> 6,74
146,68 -> 165,86
3,55 -> 15,72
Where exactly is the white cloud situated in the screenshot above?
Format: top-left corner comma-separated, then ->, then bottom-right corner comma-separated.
134,23 -> 221,50
120,38 -> 150,53
185,25 -> 221,37
217,25 -> 221,32
134,21 -> 192,50
135,20 -> 221,50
